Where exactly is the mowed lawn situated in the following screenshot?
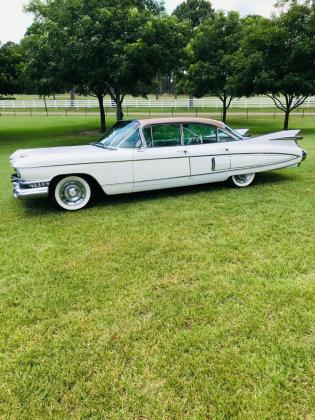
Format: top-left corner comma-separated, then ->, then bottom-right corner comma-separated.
0,115 -> 314,418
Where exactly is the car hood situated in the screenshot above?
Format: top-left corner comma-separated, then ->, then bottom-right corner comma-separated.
10,144 -> 116,168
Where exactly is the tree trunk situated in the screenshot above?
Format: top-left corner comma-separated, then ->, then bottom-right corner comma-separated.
70,90 -> 75,101
70,90 -> 76,107
43,95 -> 48,113
116,98 -> 124,121
173,74 -> 177,99
222,97 -> 227,123
155,70 -> 162,100
283,109 -> 290,130
97,94 -> 106,132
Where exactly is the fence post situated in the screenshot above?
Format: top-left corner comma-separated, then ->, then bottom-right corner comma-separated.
65,108 -> 67,116
30,108 -> 32,117
247,108 -> 249,119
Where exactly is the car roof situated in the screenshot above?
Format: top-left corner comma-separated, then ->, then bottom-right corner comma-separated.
136,117 -> 225,129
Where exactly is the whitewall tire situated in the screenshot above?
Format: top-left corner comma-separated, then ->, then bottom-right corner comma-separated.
53,176 -> 92,211
230,173 -> 255,188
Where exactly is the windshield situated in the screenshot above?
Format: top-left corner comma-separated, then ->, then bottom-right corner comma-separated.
96,121 -> 140,149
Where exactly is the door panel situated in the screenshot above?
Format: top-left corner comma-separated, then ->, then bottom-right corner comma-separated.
183,123 -> 230,177
188,144 -> 230,176
133,147 -> 190,182
133,123 -> 190,191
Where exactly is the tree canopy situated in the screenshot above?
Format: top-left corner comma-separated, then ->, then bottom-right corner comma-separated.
1,0 -> 314,130
172,0 -> 214,28
0,42 -> 23,97
181,11 -> 243,122
235,1 -> 315,129
24,0 -> 187,131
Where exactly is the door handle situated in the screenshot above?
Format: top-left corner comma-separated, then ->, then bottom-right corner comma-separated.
219,148 -> 229,152
178,150 -> 188,154
211,157 -> 216,171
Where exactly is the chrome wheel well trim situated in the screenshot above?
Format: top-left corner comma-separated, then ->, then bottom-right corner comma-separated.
49,173 -> 102,195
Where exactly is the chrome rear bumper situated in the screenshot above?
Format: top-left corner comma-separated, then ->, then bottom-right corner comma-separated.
12,175 -> 49,199
302,149 -> 307,161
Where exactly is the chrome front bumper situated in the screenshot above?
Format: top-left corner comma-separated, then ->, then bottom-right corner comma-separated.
12,175 -> 49,199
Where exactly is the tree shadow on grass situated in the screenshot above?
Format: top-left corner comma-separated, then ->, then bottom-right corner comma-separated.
21,171 -> 294,215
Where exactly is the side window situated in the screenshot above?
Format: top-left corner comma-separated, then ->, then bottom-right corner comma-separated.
143,124 -> 180,148
119,128 -> 142,148
217,129 -> 236,143
183,124 -> 217,145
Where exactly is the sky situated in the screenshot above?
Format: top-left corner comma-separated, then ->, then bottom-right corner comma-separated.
0,0 -> 277,44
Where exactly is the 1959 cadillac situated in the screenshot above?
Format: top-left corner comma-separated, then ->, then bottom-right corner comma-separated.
10,117 -> 307,211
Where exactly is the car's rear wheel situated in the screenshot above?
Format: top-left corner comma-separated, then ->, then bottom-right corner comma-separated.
52,176 -> 92,211
230,173 -> 255,187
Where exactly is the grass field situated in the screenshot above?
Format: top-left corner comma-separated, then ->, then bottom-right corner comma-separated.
0,115 -> 314,418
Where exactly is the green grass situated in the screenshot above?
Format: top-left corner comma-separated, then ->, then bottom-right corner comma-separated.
0,115 -> 314,418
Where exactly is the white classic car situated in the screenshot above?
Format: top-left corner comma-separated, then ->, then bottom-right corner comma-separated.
10,117 -> 306,211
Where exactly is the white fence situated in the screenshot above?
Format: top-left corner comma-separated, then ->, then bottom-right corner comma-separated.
1,96 -> 315,109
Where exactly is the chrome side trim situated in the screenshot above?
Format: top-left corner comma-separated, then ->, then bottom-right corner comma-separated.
19,152 -> 301,169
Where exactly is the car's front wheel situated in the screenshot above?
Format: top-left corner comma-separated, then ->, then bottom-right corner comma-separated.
230,173 -> 255,188
52,176 -> 92,211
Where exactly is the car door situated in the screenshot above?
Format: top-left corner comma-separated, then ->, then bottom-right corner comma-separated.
183,123 -> 230,181
133,123 -> 190,192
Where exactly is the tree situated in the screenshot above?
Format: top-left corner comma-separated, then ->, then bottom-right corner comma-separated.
182,11 -> 243,122
25,0 -> 165,131
0,42 -> 23,97
141,15 -> 190,99
172,0 -> 214,28
235,1 -> 315,129
21,32 -> 67,112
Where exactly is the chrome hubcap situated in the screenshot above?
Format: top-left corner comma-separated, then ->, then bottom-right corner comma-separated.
60,181 -> 86,206
234,174 -> 252,184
